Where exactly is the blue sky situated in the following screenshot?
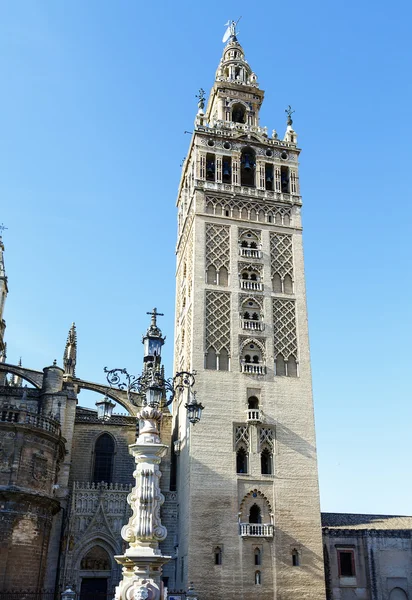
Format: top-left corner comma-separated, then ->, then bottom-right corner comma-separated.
1,1 -> 411,515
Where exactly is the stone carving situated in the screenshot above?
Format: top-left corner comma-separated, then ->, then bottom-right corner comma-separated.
205,223 -> 230,271
205,291 -> 231,354
272,299 -> 298,361
235,425 -> 249,450
259,427 -> 274,451
0,431 -> 15,471
32,454 -> 48,482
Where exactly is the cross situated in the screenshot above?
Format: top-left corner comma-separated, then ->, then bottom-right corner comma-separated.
0,223 -> 8,236
147,307 -> 164,326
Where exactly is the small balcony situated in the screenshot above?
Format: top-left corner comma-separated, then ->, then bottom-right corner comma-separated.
239,248 -> 262,259
241,319 -> 264,332
240,523 -> 274,537
247,409 -> 260,422
241,362 -> 266,375
240,280 -> 263,291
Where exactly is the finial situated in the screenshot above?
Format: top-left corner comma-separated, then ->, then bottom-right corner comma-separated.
222,17 -> 241,43
64,322 -> 77,377
0,223 -> 8,237
195,88 -> 205,111
18,357 -> 22,366
147,308 -> 164,328
53,359 -> 57,366
285,105 -> 295,127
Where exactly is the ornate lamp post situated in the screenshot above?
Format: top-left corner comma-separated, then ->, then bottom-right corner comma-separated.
100,309 -> 203,600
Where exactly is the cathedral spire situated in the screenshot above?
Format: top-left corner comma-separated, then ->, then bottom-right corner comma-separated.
63,322 -> 77,377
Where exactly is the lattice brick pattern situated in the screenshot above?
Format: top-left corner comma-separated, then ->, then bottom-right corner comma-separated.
205,223 -> 230,270
205,195 -> 292,225
239,228 -> 261,242
235,425 -> 250,449
270,233 -> 293,279
205,291 -> 231,353
272,299 -> 298,360
259,427 -> 274,450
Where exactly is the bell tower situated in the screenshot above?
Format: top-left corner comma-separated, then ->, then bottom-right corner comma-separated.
172,23 -> 325,600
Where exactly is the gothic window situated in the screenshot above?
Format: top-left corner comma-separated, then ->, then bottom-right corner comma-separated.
214,547 -> 222,565
232,103 -> 246,123
292,548 -> 300,567
206,153 -> 215,181
249,504 -> 262,524
93,434 -> 114,483
205,347 -> 217,370
241,148 -> 256,187
283,274 -> 293,294
261,448 -> 272,475
254,548 -> 262,566
243,311 -> 250,320
236,447 -> 248,474
205,224 -> 230,286
270,233 -> 294,294
222,158 -> 232,183
265,164 -> 274,190
281,166 -> 290,193
255,571 -> 261,585
80,546 -> 111,571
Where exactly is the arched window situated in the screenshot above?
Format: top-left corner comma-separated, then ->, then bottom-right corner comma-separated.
243,311 -> 250,320
288,356 -> 298,377
292,548 -> 300,567
241,148 -> 256,187
252,355 -> 259,364
254,570 -> 261,585
232,103 -> 246,123
236,447 -> 248,474
214,547 -> 222,565
390,589 -> 408,600
261,448 -> 272,475
244,354 -> 251,363
219,266 -> 228,286
206,153 -> 215,181
248,396 -> 259,409
254,548 -> 261,566
219,348 -> 229,371
206,265 -> 217,284
93,434 -> 114,483
284,274 -> 293,294
249,504 -> 261,524
206,347 -> 217,370
275,354 -> 286,376
272,273 -> 282,292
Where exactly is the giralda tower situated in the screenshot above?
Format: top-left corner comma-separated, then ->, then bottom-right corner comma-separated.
171,25 -> 325,600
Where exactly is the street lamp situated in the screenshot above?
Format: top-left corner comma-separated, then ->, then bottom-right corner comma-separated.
95,393 -> 116,421
99,309 -> 203,600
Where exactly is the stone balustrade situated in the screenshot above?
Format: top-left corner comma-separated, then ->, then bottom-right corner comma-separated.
240,280 -> 263,291
239,523 -> 274,537
247,409 -> 260,422
241,319 -> 264,331
0,404 -> 61,436
240,363 -> 266,375
239,247 -> 261,259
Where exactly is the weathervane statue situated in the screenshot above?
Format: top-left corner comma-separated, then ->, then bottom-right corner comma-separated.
222,17 -> 241,43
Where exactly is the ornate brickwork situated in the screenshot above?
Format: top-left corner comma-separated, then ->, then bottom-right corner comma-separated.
205,291 -> 231,353
270,233 -> 293,281
235,425 -> 250,450
205,223 -> 230,271
272,299 -> 298,360
205,195 -> 292,225
259,427 -> 274,451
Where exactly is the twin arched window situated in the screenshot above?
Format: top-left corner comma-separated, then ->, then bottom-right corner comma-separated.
93,433 -> 115,483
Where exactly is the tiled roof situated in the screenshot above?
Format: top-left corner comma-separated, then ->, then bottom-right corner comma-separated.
322,512 -> 412,530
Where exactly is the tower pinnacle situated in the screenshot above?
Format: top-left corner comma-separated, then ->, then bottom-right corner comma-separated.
0,230 -> 9,359
63,322 -> 77,377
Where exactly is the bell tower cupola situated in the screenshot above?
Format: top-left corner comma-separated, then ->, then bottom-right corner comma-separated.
206,20 -> 264,128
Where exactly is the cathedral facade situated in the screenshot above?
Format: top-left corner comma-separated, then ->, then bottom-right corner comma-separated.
0,28 -> 411,600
